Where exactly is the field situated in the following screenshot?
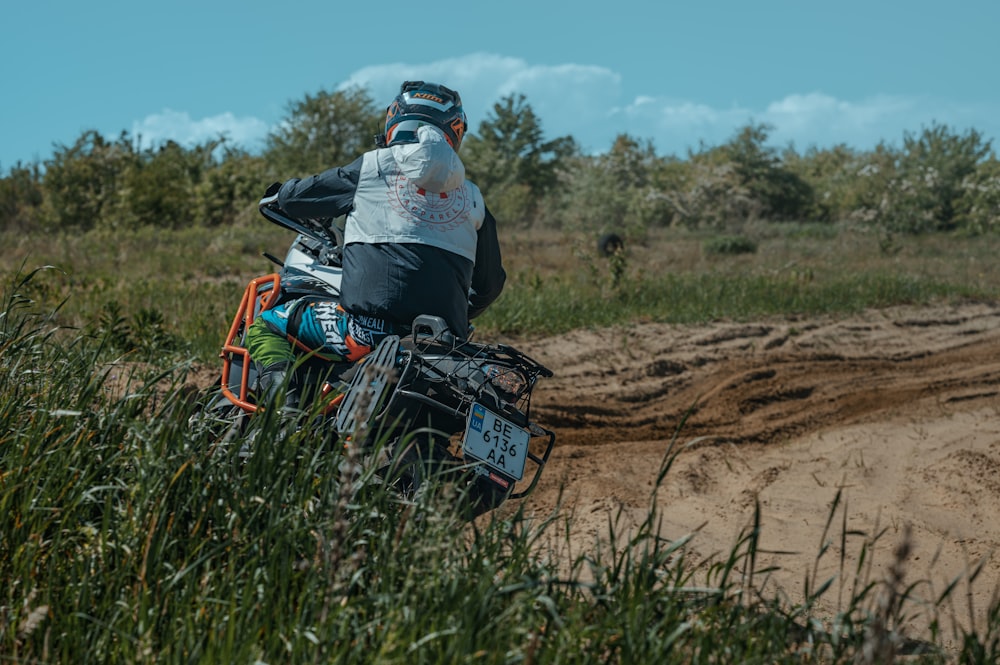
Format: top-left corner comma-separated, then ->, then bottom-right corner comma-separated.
4,221 -> 1000,662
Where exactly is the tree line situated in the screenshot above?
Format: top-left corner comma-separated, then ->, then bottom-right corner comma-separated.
2,86 -> 998,237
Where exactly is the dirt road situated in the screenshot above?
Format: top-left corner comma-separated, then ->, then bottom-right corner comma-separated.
515,302 -> 1000,638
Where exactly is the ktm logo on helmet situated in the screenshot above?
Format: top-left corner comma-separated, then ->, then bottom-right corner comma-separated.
412,92 -> 444,103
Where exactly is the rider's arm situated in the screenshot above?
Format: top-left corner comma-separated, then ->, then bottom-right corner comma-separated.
276,155 -> 364,219
468,206 -> 506,320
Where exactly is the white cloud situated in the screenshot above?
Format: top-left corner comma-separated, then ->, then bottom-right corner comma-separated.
128,54 -> 1000,161
607,97 -> 751,153
761,93 -> 920,149
605,90 -> 998,155
338,53 -> 621,151
131,109 -> 270,152
337,53 -> 955,154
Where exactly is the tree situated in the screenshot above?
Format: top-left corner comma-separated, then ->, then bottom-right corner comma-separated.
896,122 -> 992,231
718,123 -> 814,221
0,163 -> 44,231
961,155 -> 1000,234
462,94 -> 576,224
553,134 -> 675,239
42,130 -> 137,230
194,147 -> 270,226
852,123 -> 994,234
784,143 -> 862,222
115,139 -> 217,229
665,123 -> 815,229
265,86 -> 383,175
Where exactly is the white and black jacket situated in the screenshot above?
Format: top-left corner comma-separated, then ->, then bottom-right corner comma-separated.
276,125 -> 506,336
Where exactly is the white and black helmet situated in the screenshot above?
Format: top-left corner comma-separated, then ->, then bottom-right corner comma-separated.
382,81 -> 468,151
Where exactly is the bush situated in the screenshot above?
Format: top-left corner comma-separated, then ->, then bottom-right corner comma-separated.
0,163 -> 44,232
41,130 -> 137,231
703,234 -> 758,255
194,149 -> 271,227
662,124 -> 813,231
856,123 -> 994,234
783,144 -> 861,223
960,155 -> 1000,234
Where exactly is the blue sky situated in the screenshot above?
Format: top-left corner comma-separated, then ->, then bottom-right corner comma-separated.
3,0 -> 999,170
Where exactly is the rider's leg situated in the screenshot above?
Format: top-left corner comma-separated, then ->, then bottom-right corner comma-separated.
245,299 -> 389,416
245,317 -> 300,412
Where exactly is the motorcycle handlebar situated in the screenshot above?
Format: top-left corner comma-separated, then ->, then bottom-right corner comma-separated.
258,197 -> 344,251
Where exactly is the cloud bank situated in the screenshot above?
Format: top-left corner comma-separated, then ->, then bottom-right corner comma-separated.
135,53 -> 998,158
131,109 -> 270,153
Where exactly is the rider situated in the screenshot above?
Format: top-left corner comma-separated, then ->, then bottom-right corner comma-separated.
246,81 -> 507,413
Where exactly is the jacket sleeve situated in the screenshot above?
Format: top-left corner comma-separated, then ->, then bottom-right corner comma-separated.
277,155 -> 364,219
468,206 -> 506,320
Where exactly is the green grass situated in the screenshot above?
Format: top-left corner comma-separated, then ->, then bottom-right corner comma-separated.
4,224 -> 998,363
3,262 -> 1000,663
2,224 -> 289,361
480,269 -> 980,337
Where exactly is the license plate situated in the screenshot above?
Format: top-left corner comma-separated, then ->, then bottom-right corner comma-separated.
462,403 -> 530,480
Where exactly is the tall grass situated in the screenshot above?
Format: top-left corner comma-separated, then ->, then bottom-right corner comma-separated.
1,224 -> 289,361
3,269 -> 999,663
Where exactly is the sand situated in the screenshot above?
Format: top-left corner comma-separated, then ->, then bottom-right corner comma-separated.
513,302 -> 1000,640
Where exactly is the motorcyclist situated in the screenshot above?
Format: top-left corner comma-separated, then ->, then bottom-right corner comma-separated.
246,81 -> 507,413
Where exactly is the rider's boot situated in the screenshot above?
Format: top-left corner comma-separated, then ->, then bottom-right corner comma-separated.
237,361 -> 302,459
256,360 -> 302,424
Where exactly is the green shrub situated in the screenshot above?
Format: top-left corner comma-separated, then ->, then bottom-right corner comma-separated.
703,234 -> 758,255
961,155 -> 1000,234
0,163 -> 44,232
855,123 -> 994,234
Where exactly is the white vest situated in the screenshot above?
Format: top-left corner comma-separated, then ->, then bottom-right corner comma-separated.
344,125 -> 485,262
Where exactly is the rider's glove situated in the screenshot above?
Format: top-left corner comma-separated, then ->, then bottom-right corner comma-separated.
260,181 -> 282,207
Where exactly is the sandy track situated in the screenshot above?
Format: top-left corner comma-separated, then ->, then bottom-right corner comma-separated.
515,302 -> 1000,638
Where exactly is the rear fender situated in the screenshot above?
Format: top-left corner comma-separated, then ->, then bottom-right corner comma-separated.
335,335 -> 402,439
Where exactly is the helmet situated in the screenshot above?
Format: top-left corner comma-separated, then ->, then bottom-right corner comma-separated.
382,81 -> 468,151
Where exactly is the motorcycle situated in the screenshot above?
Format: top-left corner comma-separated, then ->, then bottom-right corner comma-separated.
206,195 -> 557,518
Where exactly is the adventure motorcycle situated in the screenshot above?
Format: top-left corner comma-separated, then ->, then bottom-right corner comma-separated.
207,195 -> 556,518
